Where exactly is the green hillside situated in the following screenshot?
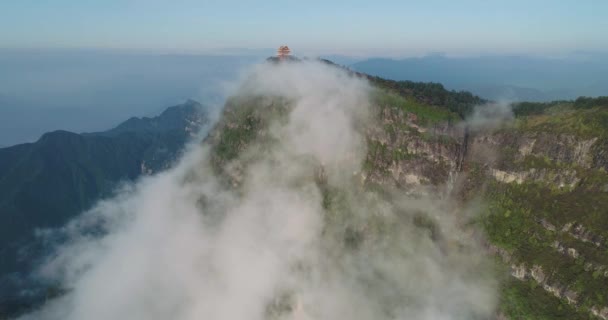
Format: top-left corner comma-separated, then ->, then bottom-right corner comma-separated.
0,100 -> 207,317
466,98 -> 608,319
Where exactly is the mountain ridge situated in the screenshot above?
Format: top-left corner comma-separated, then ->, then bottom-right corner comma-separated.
0,100 -> 209,317
201,59 -> 608,319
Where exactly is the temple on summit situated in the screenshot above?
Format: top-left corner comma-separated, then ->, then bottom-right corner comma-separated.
277,46 -> 291,59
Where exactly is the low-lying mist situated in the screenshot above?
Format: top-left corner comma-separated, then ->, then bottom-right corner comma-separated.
20,60 -> 497,320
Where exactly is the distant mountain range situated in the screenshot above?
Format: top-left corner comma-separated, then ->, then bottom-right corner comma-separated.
0,49 -> 261,146
351,53 -> 608,101
3,50 -> 606,146
0,100 -> 208,316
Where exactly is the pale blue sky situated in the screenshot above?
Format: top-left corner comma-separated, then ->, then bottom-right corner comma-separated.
1,0 -> 607,56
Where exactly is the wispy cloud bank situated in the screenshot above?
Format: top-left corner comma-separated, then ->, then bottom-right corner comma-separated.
21,61 -> 496,320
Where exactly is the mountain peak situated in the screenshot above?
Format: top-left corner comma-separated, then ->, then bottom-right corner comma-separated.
159,99 -> 205,118
101,100 -> 208,137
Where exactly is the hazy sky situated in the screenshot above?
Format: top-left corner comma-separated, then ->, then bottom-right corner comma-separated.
1,0 -> 607,56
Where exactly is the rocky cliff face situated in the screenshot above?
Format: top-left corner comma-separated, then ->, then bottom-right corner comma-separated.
364,97 -> 466,193
461,105 -> 608,319
363,96 -> 608,319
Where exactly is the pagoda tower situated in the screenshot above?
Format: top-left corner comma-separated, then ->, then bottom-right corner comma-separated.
277,45 -> 291,59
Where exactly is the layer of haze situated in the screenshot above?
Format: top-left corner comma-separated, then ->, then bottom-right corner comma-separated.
352,52 -> 608,102
19,61 -> 497,320
2,48 -> 607,147
0,49 -> 263,146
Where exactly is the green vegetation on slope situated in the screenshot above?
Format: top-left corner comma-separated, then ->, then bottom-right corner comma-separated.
209,95 -> 291,168
319,58 -> 484,119
368,77 -> 485,118
483,179 -> 608,313
500,278 -> 587,320
372,90 -> 458,125
514,106 -> 608,138
574,96 -> 608,109
476,98 -> 608,319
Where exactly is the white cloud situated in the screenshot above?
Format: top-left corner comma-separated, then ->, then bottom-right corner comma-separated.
20,60 -> 496,320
